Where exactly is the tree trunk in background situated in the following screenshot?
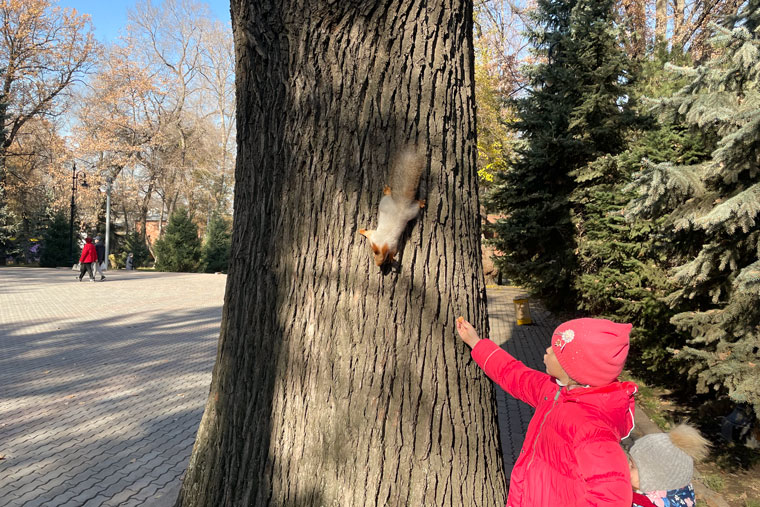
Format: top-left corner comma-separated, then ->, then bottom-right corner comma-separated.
673,0 -> 685,46
655,0 -> 668,43
618,0 -> 648,59
176,1 -> 507,506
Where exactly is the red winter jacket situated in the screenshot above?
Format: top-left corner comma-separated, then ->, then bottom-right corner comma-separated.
472,339 -> 637,507
79,242 -> 97,263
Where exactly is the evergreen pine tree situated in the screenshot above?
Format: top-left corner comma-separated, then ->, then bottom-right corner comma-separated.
121,231 -> 152,269
200,212 -> 231,273
487,0 -> 633,308
0,89 -> 15,265
627,1 -> 760,418
0,182 -> 14,265
40,211 -> 73,267
154,207 -> 201,272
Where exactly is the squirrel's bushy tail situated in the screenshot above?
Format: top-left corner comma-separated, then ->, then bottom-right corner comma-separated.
669,423 -> 710,461
390,148 -> 425,203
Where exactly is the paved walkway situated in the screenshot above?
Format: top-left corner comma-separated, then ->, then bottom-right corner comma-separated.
0,268 -> 226,507
0,269 -> 552,506
485,286 -> 558,483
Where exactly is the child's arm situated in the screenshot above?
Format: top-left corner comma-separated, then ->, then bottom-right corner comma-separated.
456,317 -> 554,408
576,436 -> 633,506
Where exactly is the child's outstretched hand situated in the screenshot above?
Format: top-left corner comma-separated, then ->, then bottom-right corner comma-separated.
456,317 -> 481,349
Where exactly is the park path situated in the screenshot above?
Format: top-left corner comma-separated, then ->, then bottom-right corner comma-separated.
0,268 -> 551,506
0,268 -> 225,507
485,286 -> 557,482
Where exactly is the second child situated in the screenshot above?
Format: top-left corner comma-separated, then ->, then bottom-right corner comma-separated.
628,423 -> 709,507
456,316 -> 638,506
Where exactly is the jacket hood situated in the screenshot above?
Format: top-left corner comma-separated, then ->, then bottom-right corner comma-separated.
564,380 -> 638,439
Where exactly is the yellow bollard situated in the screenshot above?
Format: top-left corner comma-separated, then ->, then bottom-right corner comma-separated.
513,295 -> 533,325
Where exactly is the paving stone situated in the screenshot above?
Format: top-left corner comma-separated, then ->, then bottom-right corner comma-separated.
142,480 -> 181,507
148,469 -> 182,490
98,480 -> 133,501
145,461 -> 176,480
58,499 -> 91,507
82,494 -> 111,507
30,481 -> 76,507
45,488 -> 80,507
121,498 -> 149,507
102,486 -> 139,507
130,482 -> 162,503
38,472 -> 74,494
10,480 -> 44,500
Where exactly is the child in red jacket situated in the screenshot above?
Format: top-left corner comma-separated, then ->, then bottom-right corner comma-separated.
456,316 -> 637,507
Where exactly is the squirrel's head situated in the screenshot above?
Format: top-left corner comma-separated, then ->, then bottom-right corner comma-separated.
370,243 -> 394,266
359,229 -> 396,266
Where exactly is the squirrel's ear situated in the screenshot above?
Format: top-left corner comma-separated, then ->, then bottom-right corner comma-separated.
358,229 -> 369,238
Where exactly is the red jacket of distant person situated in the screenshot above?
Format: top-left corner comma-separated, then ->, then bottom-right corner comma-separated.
79,237 -> 98,264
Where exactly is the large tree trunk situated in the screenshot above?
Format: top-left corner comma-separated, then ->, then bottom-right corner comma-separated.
176,1 -> 507,506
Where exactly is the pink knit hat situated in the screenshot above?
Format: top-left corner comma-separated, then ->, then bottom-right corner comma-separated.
551,318 -> 632,387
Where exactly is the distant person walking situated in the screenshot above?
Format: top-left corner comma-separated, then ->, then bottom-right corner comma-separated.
93,236 -> 106,281
77,237 -> 97,282
125,252 -> 135,270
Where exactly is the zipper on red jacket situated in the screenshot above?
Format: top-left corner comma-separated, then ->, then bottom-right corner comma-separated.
525,388 -> 562,471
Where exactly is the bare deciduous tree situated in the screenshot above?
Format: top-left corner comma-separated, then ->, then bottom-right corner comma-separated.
198,18 -> 236,214
74,0 -> 236,241
0,0 -> 97,176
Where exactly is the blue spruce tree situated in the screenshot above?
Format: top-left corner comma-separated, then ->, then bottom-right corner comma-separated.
571,49 -> 714,381
627,1 -> 760,419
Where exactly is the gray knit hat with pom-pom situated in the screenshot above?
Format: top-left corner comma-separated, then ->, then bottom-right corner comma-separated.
629,424 -> 709,492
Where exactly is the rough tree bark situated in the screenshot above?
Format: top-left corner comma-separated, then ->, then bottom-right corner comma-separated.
673,0 -> 685,44
655,0 -> 668,43
176,1 -> 507,505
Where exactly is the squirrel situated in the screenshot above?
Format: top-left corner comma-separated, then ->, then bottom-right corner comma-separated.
359,149 -> 426,266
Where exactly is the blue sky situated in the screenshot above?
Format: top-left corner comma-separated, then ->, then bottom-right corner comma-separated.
58,0 -> 231,43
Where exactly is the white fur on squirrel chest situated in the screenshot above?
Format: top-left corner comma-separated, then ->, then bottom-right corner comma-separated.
373,195 -> 420,243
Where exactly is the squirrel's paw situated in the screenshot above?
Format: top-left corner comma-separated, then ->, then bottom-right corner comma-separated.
417,199 -> 426,209
383,185 -> 392,196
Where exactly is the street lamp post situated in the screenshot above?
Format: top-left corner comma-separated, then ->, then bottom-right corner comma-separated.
68,163 -> 88,266
105,176 -> 112,269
